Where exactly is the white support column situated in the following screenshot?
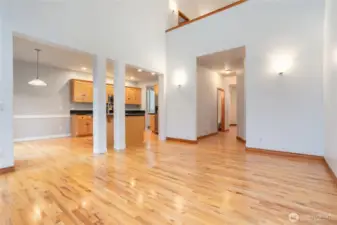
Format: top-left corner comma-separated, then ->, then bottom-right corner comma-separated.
93,55 -> 107,154
114,60 -> 126,150
158,74 -> 166,141
0,18 -> 14,169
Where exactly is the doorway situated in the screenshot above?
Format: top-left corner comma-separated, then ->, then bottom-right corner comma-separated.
217,88 -> 225,132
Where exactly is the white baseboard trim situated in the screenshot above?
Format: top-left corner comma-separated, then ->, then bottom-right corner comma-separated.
14,133 -> 71,142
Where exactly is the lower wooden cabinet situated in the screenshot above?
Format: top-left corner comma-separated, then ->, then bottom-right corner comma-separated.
149,114 -> 157,133
71,115 -> 93,137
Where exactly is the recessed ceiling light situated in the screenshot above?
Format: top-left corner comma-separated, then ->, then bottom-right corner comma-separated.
130,76 -> 135,80
137,69 -> 143,72
151,72 -> 156,76
81,67 -> 87,71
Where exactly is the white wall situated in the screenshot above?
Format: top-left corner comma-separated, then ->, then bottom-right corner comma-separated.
13,60 -> 138,141
230,86 -> 237,125
4,0 -> 167,73
176,0 -> 237,20
223,76 -> 237,131
236,72 -> 245,140
323,0 -> 337,175
167,0 -> 325,155
217,90 -> 221,124
197,66 -> 223,137
0,16 -> 14,168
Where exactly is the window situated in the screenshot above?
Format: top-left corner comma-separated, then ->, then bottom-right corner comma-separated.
146,88 -> 155,114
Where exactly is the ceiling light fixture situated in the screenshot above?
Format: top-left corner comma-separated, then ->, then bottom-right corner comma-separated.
224,63 -> 233,74
224,68 -> 233,74
130,76 -> 135,80
137,69 -> 143,72
81,67 -> 87,71
28,49 -> 47,87
151,72 -> 156,76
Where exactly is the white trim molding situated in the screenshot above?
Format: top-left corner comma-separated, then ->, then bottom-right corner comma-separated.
13,114 -> 70,119
14,133 -> 71,142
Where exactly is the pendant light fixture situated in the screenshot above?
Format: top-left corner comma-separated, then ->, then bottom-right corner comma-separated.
28,49 -> 47,87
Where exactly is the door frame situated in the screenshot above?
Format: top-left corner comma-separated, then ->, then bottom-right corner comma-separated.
217,88 -> 225,132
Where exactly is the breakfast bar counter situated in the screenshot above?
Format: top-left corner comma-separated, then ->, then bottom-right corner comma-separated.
70,110 -> 145,147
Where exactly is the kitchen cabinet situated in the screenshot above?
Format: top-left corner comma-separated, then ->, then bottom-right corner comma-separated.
71,80 -> 93,103
125,87 -> 141,105
71,115 -> 93,137
154,84 -> 159,96
149,114 -> 157,133
71,79 -> 141,105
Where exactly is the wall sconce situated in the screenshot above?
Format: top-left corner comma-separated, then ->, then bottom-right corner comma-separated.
174,69 -> 187,88
169,0 -> 178,13
272,54 -> 293,76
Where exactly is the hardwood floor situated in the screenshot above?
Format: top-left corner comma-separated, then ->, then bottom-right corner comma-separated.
1,129 -> 336,224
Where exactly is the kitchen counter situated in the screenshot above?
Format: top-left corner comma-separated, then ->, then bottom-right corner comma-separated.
70,110 -> 145,117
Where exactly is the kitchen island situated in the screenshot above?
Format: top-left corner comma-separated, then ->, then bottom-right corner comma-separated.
70,110 -> 145,147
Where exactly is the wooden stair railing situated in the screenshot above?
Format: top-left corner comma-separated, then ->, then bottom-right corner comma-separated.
166,0 -> 247,33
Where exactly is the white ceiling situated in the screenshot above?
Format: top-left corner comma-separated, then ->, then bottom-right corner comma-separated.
177,0 -> 237,19
13,35 -> 159,83
197,46 -> 245,75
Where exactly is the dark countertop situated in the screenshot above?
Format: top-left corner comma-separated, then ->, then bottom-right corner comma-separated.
148,113 -> 157,115
70,110 -> 145,117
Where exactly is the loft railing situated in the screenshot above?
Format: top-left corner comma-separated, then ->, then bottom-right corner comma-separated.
166,0 -> 247,33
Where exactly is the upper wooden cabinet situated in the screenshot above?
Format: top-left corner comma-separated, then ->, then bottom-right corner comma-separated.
125,87 -> 141,105
71,80 -> 93,103
71,79 -> 141,105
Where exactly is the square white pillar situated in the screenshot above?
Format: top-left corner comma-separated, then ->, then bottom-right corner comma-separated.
93,55 -> 107,154
0,19 -> 14,169
114,60 -> 126,150
158,74 -> 166,141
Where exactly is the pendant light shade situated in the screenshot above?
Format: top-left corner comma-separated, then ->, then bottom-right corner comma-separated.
28,78 -> 47,86
28,49 -> 47,87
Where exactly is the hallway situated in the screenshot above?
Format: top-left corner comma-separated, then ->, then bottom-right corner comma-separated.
1,129 -> 336,224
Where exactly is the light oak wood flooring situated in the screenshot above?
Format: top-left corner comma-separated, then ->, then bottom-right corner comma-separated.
1,129 -> 336,224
